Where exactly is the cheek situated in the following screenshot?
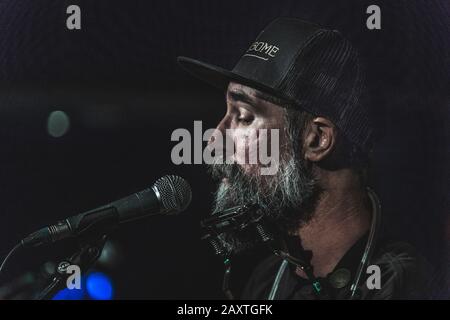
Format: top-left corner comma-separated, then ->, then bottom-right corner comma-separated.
231,129 -> 257,164
232,131 -> 276,178
226,115 -> 286,170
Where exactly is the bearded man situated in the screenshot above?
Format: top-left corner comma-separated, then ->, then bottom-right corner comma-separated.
178,18 -> 431,299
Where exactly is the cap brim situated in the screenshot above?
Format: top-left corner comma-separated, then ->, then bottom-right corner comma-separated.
177,56 -> 233,91
177,56 -> 288,101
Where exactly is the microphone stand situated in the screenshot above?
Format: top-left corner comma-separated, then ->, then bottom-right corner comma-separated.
34,235 -> 107,300
32,207 -> 121,299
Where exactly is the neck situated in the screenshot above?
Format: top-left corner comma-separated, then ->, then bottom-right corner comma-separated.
295,169 -> 371,278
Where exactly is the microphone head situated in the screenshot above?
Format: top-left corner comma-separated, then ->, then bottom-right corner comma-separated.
152,175 -> 192,215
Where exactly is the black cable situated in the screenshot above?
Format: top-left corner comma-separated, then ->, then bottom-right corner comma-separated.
0,243 -> 23,279
349,187 -> 381,300
222,258 -> 234,300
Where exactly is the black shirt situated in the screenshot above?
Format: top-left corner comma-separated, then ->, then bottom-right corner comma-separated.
241,235 -> 433,300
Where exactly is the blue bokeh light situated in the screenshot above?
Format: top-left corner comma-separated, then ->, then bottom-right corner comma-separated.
86,272 -> 114,300
52,287 -> 85,300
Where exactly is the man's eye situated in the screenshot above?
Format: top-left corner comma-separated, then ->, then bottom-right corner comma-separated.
237,117 -> 253,125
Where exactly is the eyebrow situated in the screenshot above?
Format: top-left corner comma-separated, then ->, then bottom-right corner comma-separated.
228,90 -> 256,106
228,88 -> 287,107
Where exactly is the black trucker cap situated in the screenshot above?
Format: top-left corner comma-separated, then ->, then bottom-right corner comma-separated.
177,17 -> 372,152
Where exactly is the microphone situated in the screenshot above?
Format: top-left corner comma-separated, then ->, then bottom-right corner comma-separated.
21,175 -> 192,248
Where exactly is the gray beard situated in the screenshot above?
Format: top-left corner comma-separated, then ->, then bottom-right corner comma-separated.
207,153 -> 320,232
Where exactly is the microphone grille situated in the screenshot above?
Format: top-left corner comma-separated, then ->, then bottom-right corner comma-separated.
152,175 -> 192,214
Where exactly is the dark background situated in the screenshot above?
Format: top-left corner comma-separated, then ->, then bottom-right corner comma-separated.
0,0 -> 448,298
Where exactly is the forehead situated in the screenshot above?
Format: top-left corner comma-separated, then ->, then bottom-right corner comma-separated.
226,82 -> 273,104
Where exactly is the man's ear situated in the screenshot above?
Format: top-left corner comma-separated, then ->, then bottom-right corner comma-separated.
303,117 -> 337,162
